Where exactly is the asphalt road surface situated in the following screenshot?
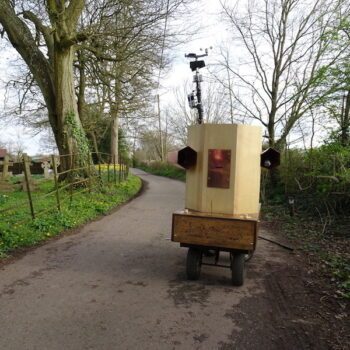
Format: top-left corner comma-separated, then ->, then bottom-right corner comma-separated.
0,169 -> 328,350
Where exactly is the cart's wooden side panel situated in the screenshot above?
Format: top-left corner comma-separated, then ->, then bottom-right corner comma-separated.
172,213 -> 256,250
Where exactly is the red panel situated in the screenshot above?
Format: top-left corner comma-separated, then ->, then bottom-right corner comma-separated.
207,149 -> 231,188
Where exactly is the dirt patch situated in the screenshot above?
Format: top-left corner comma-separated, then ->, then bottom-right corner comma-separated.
193,333 -> 209,343
0,266 -> 56,298
167,275 -> 211,308
251,222 -> 350,350
126,280 -> 148,287
218,257 -> 348,350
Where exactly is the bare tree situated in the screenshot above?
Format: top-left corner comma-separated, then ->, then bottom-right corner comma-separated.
166,79 -> 236,145
311,3 -> 350,146
39,129 -> 58,155
217,0 -> 346,149
0,0 -> 190,172
75,0 -> 191,162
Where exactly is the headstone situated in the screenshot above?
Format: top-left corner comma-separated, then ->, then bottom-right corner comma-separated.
0,180 -> 12,193
0,155 -> 12,193
41,161 -> 51,178
1,155 -> 10,180
21,180 -> 38,192
54,156 -> 60,176
21,154 -> 38,192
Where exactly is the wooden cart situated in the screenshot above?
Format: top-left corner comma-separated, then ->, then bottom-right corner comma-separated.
172,210 -> 258,286
169,124 -> 274,286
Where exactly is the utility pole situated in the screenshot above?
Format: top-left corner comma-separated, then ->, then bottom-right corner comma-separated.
156,0 -> 170,162
157,93 -> 164,161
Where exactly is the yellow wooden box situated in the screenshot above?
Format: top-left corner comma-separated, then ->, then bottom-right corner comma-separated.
185,124 -> 262,218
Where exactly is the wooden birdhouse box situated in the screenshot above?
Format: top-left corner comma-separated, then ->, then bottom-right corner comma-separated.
183,124 -> 262,219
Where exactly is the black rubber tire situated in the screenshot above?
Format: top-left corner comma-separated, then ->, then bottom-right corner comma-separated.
186,248 -> 202,280
230,253 -> 245,286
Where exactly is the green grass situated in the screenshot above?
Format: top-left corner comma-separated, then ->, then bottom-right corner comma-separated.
0,174 -> 141,257
136,162 -> 185,181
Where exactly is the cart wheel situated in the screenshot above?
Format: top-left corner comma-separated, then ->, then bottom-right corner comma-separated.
186,248 -> 202,280
245,251 -> 254,262
230,253 -> 245,286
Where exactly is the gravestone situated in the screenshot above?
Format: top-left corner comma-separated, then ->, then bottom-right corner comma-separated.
41,161 -> 51,178
0,155 -> 13,193
54,156 -> 60,174
1,155 -> 10,180
0,180 -> 12,193
21,154 -> 38,192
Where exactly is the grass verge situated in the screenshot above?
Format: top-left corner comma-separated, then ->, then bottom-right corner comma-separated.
0,174 -> 141,258
136,162 -> 185,181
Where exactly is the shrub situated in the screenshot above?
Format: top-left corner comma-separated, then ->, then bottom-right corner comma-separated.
263,142 -> 350,216
137,162 -> 185,181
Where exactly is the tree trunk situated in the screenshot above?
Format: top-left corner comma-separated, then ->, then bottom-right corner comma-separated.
0,0 -> 58,139
90,131 -> 102,163
0,0 -> 87,178
77,51 -> 86,123
109,66 -> 122,164
341,90 -> 350,146
111,117 -> 119,163
54,46 -> 88,172
267,119 -> 276,148
267,110 -> 280,186
157,94 -> 164,162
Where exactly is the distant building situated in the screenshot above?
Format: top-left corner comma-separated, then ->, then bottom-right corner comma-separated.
31,155 -> 50,163
0,149 -> 7,162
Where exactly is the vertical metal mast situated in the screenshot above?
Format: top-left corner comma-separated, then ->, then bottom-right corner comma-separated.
194,67 -> 204,124
185,49 -> 209,125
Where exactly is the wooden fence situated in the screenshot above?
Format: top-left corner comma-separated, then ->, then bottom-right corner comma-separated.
0,152 -> 129,225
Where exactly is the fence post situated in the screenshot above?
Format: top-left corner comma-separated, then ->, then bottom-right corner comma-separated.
22,153 -> 35,219
288,196 -> 295,217
98,153 -> 102,182
87,152 -> 91,193
51,155 -> 61,211
107,157 -> 110,183
118,156 -> 122,183
113,155 -> 117,184
70,153 -> 75,206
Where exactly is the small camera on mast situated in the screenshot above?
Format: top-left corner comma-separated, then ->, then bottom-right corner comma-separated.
187,91 -> 196,109
193,74 -> 202,83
